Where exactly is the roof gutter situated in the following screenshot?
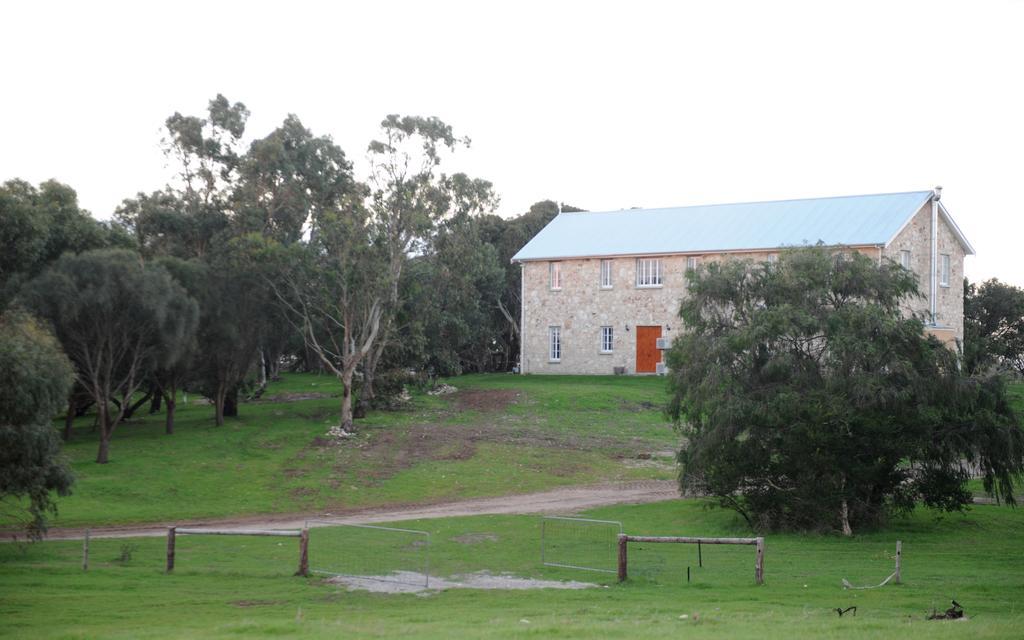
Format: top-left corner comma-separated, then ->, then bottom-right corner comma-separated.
510,243 -> 886,264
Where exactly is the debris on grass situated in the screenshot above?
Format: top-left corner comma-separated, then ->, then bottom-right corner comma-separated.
328,570 -> 598,594
326,425 -> 354,442
427,384 -> 458,396
834,606 -> 857,617
927,600 -> 965,620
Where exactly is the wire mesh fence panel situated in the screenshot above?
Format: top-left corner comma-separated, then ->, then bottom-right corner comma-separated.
305,521 -> 430,588
540,516 -> 623,573
628,541 -> 753,586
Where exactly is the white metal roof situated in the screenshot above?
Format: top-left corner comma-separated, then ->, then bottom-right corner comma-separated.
511,190 -> 974,262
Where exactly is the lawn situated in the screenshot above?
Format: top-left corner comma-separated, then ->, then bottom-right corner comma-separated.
2,373 -> 678,529
3,499 -> 1024,638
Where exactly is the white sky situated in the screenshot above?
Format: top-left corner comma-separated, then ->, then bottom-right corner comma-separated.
2,0 -> 1022,286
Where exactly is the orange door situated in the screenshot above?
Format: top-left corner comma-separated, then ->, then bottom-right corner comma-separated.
635,326 -> 662,373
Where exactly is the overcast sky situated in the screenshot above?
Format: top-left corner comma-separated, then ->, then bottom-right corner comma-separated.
3,0 -> 1022,285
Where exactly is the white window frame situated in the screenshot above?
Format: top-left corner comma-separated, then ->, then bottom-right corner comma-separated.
636,258 -> 663,287
600,326 -> 613,353
686,256 -> 698,271
900,249 -> 911,270
767,253 -> 779,265
549,262 -> 561,290
600,259 -> 613,288
940,254 -> 950,287
549,326 -> 561,362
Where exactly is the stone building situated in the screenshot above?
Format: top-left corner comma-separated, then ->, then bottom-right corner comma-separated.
512,188 -> 973,375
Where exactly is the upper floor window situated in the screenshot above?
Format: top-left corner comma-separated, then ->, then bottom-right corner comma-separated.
686,256 -> 699,271
940,254 -> 951,287
636,258 -> 663,287
549,262 -> 561,290
600,326 -> 613,353
600,259 -> 613,288
549,326 -> 561,361
767,253 -> 779,265
900,250 -> 911,270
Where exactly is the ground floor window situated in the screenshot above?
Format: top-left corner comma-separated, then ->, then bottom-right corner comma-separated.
549,326 -> 561,361
600,326 -> 613,353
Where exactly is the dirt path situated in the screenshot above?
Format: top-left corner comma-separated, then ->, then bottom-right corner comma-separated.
36,480 -> 679,541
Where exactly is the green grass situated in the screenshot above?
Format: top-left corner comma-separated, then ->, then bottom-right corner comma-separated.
3,499 -> 1024,638
3,378 -> 1023,637
2,373 -> 676,529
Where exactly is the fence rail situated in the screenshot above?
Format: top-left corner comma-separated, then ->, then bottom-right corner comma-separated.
617,534 -> 765,584
165,526 -> 309,576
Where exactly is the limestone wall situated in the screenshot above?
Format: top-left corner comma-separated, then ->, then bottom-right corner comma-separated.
881,202 -> 966,340
520,203 -> 967,374
521,252 -> 774,374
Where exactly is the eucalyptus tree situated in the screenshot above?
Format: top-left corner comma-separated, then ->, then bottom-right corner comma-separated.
271,206 -> 387,432
1,179 -> 128,309
20,250 -> 199,462
0,310 -> 75,538
667,247 -> 1023,534
115,95 -> 249,261
964,278 -> 1024,376
360,115 -> 497,410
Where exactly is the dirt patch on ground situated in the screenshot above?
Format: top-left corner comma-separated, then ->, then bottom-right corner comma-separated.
32,480 -> 680,541
232,599 -> 287,607
353,427 -> 479,484
327,570 -> 597,594
619,400 -> 660,413
454,389 -> 520,411
259,392 -> 333,403
337,418 -> 636,486
451,532 -> 499,544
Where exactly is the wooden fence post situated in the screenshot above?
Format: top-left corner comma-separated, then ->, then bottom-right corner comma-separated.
894,540 -> 902,585
166,527 -> 176,573
82,529 -> 90,571
617,534 -> 628,582
755,537 -> 765,585
296,528 -> 309,577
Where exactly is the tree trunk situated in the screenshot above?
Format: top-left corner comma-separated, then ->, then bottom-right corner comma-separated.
64,397 -> 75,442
165,399 -> 176,434
269,352 -> 281,382
150,392 -> 162,414
164,380 -> 179,432
340,370 -> 355,432
258,349 -> 267,388
214,384 -> 226,427
122,390 -> 153,421
360,354 -> 378,416
96,404 -> 110,464
840,499 -> 853,537
224,387 -> 238,417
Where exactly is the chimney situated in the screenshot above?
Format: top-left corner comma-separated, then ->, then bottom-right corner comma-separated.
933,185 -> 943,201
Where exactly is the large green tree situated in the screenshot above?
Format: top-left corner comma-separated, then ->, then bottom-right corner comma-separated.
20,250 -> 199,462
964,278 -> 1024,376
0,310 -> 75,538
0,179 -> 128,309
360,115 -> 497,409
272,208 -> 386,432
667,247 -> 1023,534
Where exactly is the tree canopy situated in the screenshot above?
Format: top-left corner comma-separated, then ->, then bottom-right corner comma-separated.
0,310 -> 75,538
20,249 -> 199,462
667,247 -> 1023,534
964,278 -> 1024,376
